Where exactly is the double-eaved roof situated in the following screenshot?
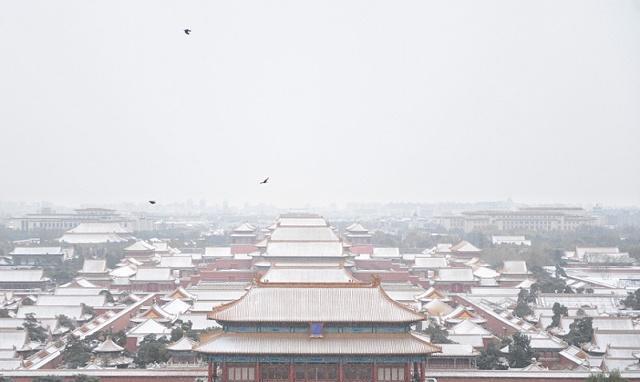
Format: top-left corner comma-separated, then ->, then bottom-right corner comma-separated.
265,242 -> 344,258
196,332 -> 439,355
261,266 -> 357,283
209,282 -> 425,323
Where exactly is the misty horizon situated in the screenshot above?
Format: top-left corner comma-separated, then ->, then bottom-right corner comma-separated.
1,0 -> 639,207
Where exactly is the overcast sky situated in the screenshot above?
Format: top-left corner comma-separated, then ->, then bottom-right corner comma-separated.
1,0 -> 639,208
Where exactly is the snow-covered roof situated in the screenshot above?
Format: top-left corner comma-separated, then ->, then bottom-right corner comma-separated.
413,257 -> 448,269
436,268 -> 475,282
162,299 -> 191,315
167,336 -> 197,351
261,267 -> 356,283
0,269 -> 45,282
423,300 -> 454,316
473,267 -> 500,279
67,223 -> 131,234
372,247 -> 401,259
131,268 -> 174,281
110,265 -> 137,278
159,255 -> 194,269
93,337 -> 124,353
125,241 -> 155,252
10,247 -> 64,256
81,259 -> 107,273
127,319 -> 171,336
451,241 -> 481,253
346,223 -> 368,233
204,247 -> 233,258
449,319 -> 492,336
500,261 -> 528,275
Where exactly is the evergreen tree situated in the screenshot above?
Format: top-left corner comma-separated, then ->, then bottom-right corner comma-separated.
22,313 -> 48,343
57,314 -> 76,331
586,370 -> 628,382
621,288 -> 640,310
507,332 -> 534,368
547,302 -> 568,329
422,320 -> 452,344
134,334 -> 169,368
564,317 -> 594,346
477,341 -> 508,370
514,289 -> 534,318
62,336 -> 93,368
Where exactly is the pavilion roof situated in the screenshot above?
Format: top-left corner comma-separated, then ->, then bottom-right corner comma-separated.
208,282 -> 425,323
196,332 -> 439,355
94,337 -> 124,353
167,336 -> 197,351
346,223 -> 368,233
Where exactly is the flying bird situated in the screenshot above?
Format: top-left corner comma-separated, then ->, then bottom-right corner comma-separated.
259,177 -> 269,184
184,29 -> 191,35
148,201 -> 156,205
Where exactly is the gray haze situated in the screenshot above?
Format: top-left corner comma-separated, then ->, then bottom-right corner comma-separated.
1,0 -> 639,207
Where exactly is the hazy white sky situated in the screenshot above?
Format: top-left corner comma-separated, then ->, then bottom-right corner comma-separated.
1,0 -> 639,207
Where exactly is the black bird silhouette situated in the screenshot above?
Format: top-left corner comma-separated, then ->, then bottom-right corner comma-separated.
184,29 -> 191,35
148,201 -> 156,205
259,177 -> 269,184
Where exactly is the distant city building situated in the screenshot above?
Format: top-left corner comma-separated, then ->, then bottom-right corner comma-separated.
435,207 -> 597,232
11,207 -> 152,233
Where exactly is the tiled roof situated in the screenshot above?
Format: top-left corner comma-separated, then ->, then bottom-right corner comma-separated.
196,332 -> 439,355
261,267 -> 357,283
413,257 -> 448,269
278,218 -> 328,227
125,241 -> 155,252
372,247 -> 401,258
500,261 -> 528,275
81,259 -> 107,273
159,255 -> 194,269
346,223 -> 368,233
167,336 -> 197,351
162,299 -> 191,315
131,268 -> 174,281
10,247 -> 63,256
265,242 -> 345,258
270,227 -> 339,242
436,268 -> 475,282
94,337 -> 124,353
67,223 -> 131,234
209,284 -> 425,323
127,319 -> 171,336
0,269 -> 45,282
451,241 -> 481,253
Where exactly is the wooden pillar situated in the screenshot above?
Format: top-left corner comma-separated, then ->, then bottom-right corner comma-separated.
404,363 -> 409,382
339,361 -> 344,382
213,362 -> 218,382
208,361 -> 214,382
256,361 -> 261,382
289,362 -> 295,382
222,362 -> 228,382
372,362 -> 377,382
419,362 -> 425,382
413,362 -> 418,382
